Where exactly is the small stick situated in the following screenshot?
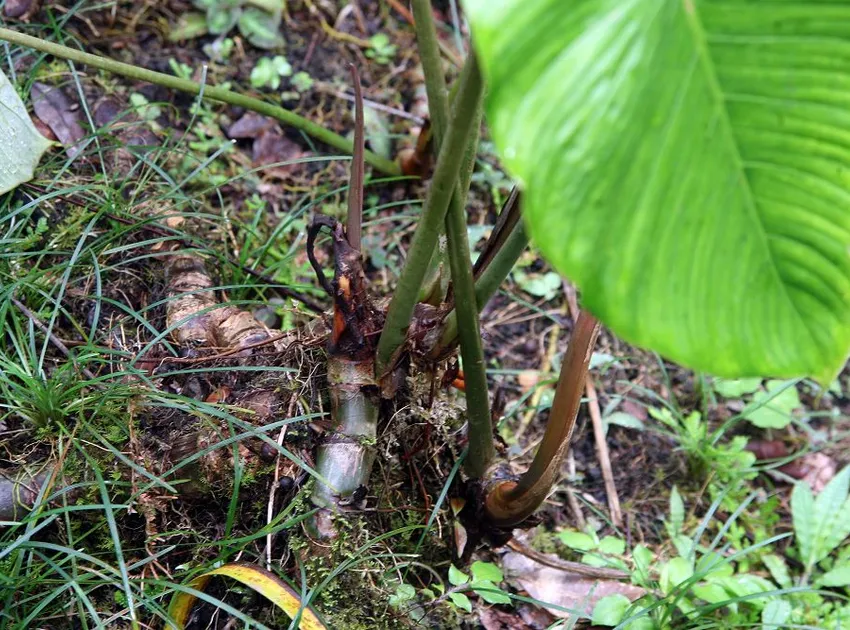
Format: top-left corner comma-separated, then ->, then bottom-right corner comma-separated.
12,298 -> 99,383
346,64 -> 365,252
506,539 -> 629,580
565,287 -> 623,528
565,451 -> 587,530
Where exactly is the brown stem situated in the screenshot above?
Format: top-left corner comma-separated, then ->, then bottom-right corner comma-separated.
484,310 -> 600,527
346,65 -> 365,252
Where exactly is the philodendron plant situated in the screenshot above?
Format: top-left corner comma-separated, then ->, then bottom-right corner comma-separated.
2,0 -> 850,553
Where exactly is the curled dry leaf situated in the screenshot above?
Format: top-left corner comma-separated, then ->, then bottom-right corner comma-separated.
502,552 -> 644,620
31,82 -> 85,158
745,440 -> 789,461
781,452 -> 837,494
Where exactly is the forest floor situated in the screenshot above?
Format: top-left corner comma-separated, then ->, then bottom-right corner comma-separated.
1,2 -> 849,629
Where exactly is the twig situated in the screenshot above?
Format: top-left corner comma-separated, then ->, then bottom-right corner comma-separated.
265,395 -> 295,570
161,332 -> 293,364
565,451 -> 587,530
329,89 -> 425,124
12,298 -> 99,383
506,539 -> 630,580
515,323 -> 561,441
565,287 -> 623,528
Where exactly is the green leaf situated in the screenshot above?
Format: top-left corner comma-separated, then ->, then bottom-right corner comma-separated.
713,377 -> 763,398
669,486 -> 684,534
660,557 -> 693,595
388,583 -> 416,607
464,0 -> 850,382
692,582 -> 729,605
472,580 -> 512,605
251,58 -> 278,89
238,8 -> 284,49
762,554 -> 792,590
762,599 -> 792,628
448,564 -> 469,587
591,593 -> 631,626
604,411 -> 645,433
513,269 -> 562,301
794,465 -> 850,569
743,380 -> 801,429
0,72 -> 51,195
712,574 -> 776,608
206,4 -> 240,35
632,544 -> 654,584
558,530 -> 596,551
599,536 -> 626,556
817,564 -> 850,587
470,561 -> 503,583
169,12 -> 208,40
272,55 -> 292,77
448,592 -> 472,613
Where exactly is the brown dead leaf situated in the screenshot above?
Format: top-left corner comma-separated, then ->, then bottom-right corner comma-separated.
252,129 -> 309,174
227,112 -> 276,139
502,552 -> 644,620
453,521 -> 468,558
4,0 -> 39,20
31,83 -> 85,157
746,440 -> 789,460
205,386 -> 231,404
780,452 -> 836,493
517,370 -> 540,393
620,399 -> 648,422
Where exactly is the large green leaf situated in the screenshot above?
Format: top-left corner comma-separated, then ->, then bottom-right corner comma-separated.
464,0 -> 850,380
0,69 -> 50,194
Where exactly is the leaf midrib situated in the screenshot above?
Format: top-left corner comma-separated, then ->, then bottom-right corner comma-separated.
685,1 -> 820,360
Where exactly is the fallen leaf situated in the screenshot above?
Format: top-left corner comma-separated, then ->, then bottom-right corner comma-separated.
166,562 -> 326,629
517,370 -> 540,393
781,452 -> 836,493
454,522 -> 468,558
4,0 -> 39,20
31,82 -> 85,157
93,96 -> 124,128
0,69 -> 51,194
620,400 -> 648,421
205,385 -> 231,404
227,112 -> 276,139
252,129 -> 309,174
746,440 -> 789,461
480,606 -> 554,630
502,552 -> 644,620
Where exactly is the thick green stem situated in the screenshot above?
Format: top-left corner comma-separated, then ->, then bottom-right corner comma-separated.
484,311 -> 600,526
375,53 -> 483,374
412,1 -> 491,474
412,0 -> 450,141
0,28 -> 400,176
443,180 -> 493,476
312,358 -> 378,509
